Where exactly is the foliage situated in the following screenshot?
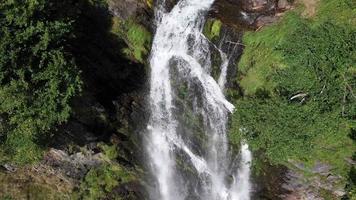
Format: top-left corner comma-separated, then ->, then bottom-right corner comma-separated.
75,164 -> 135,200
0,0 -> 82,164
237,13 -> 301,95
232,0 -> 356,179
98,143 -> 119,160
316,0 -> 356,26
112,18 -> 152,63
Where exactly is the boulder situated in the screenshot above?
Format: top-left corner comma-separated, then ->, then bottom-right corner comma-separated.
44,148 -> 104,179
108,0 -> 146,20
211,0 -> 295,29
241,0 -> 271,12
278,0 -> 292,10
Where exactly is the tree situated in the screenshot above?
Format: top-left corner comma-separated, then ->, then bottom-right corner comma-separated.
0,0 -> 82,163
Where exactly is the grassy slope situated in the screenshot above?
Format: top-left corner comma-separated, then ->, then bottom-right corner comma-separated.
231,0 -> 356,182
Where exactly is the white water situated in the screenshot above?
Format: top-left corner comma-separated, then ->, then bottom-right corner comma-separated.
146,0 -> 252,199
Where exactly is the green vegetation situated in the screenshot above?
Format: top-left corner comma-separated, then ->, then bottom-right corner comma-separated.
0,0 -> 149,164
231,0 -> 355,183
0,0 -> 146,199
112,18 -> 152,63
145,0 -> 154,9
1,195 -> 13,200
0,0 -> 82,164
203,19 -> 223,40
0,169 -> 72,200
98,143 -> 119,160
74,164 -> 135,200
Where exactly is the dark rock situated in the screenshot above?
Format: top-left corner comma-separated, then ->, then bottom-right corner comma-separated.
241,0 -> 271,12
281,166 -> 345,199
44,148 -> 103,180
211,0 -> 295,29
345,157 -> 356,165
311,162 -> 332,174
255,15 -> 279,27
1,163 -> 17,172
107,181 -> 148,200
108,0 -> 148,20
278,0 -> 291,10
211,0 -> 255,29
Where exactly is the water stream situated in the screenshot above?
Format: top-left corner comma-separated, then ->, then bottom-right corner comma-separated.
146,0 -> 252,199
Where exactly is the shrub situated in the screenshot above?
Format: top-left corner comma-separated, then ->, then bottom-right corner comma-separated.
0,0 -> 82,164
75,164 -> 135,200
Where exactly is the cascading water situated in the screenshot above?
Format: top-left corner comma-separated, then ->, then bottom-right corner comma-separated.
146,0 -> 252,199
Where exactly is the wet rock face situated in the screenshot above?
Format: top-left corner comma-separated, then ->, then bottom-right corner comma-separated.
280,161 -> 346,199
240,0 -> 272,12
278,0 -> 292,10
211,0 -> 294,29
109,0 -> 147,20
252,162 -> 289,200
108,0 -> 153,29
44,149 -> 104,180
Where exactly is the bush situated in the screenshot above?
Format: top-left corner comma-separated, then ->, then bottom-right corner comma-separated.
75,164 -> 135,200
0,0 -> 82,164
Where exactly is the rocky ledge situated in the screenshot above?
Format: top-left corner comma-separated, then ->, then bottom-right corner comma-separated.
211,0 -> 294,29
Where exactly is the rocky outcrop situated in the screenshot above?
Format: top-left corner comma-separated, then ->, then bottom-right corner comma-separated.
44,149 -> 104,180
281,161 -> 346,199
109,0 -> 153,28
0,156 -> 77,199
108,0 -> 148,20
108,0 -> 294,31
211,0 -> 294,29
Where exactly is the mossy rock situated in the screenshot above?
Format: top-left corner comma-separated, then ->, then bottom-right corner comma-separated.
112,17 -> 152,63
203,18 -> 223,41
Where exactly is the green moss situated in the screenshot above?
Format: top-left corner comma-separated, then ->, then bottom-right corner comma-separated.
320,188 -> 337,200
203,19 -> 222,40
211,20 -> 222,39
145,0 -> 154,8
26,184 -> 69,200
98,143 -> 118,160
0,171 -> 72,200
112,18 -> 152,63
3,120 -> 43,165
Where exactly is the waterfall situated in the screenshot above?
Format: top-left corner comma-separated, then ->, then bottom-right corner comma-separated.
146,0 -> 252,199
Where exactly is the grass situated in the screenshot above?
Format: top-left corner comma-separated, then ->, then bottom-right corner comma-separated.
237,13 -> 302,95
0,168 -> 73,200
231,0 -> 356,190
98,143 -> 118,160
316,0 -> 356,26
